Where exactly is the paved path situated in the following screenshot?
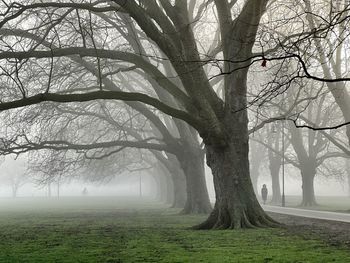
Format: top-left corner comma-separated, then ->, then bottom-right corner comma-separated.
263,205 -> 350,223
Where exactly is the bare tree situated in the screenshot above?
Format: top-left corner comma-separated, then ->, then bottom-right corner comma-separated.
0,1 -> 349,228
0,155 -> 28,198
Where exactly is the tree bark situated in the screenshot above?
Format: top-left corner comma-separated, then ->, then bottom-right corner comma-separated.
267,125 -> 282,204
288,117 -> 318,207
57,181 -> 60,199
195,143 -> 276,229
269,159 -> 282,204
171,171 -> 187,209
155,173 -> 169,204
304,0 -> 350,147
193,0 -> 277,229
156,157 -> 187,208
193,0 -> 277,228
165,175 -> 174,205
179,148 -> 212,214
346,159 -> 350,197
300,165 -> 317,206
152,174 -> 162,201
196,115 -> 277,229
348,171 -> 350,198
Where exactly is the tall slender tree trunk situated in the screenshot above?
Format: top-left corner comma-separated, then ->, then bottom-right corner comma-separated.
267,124 -> 282,204
155,159 -> 187,208
300,165 -> 317,206
171,171 -> 187,208
155,173 -> 169,204
179,149 -> 212,214
348,172 -> 350,198
160,154 -> 187,209
269,159 -> 282,204
346,159 -> 350,197
165,174 -> 174,205
152,174 -> 162,201
57,180 -> 60,199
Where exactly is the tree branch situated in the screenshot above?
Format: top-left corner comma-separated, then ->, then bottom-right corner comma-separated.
0,45 -> 192,108
0,137 -> 172,155
0,91 -> 203,130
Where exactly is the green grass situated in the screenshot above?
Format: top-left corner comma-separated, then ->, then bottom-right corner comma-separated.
0,197 -> 349,263
278,195 -> 350,212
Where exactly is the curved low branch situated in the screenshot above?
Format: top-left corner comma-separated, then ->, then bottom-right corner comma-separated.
0,91 -> 203,130
0,45 -> 192,108
0,137 -> 173,155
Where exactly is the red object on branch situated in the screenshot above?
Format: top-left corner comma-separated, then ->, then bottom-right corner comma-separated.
261,59 -> 267,67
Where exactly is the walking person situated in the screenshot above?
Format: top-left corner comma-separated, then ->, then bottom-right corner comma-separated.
261,184 -> 268,205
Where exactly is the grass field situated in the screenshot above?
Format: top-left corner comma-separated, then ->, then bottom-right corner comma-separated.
0,197 -> 349,263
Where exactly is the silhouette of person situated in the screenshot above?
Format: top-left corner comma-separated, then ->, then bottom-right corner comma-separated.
261,184 -> 268,205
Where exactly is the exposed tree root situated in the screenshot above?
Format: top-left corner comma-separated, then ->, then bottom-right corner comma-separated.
192,205 -> 280,230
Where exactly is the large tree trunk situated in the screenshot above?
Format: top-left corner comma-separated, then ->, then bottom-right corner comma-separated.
194,6 -> 277,226
269,159 -> 282,204
155,173 -> 171,204
165,174 -> 174,205
346,159 -> 350,197
196,116 -> 277,229
179,148 -> 212,214
300,165 -> 317,206
348,172 -> 350,198
196,143 -> 276,229
152,174 -> 162,201
267,125 -> 282,204
194,0 -> 276,229
171,171 -> 187,208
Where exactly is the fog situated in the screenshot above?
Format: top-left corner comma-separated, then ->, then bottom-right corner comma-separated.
0,155 -> 347,201
0,0 -> 349,239
1,1 -> 350,261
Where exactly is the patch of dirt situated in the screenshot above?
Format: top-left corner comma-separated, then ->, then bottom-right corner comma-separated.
268,212 -> 350,249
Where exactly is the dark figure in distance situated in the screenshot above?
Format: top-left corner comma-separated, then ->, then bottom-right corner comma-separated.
261,184 -> 268,205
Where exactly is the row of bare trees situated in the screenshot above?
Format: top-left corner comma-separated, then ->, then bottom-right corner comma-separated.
0,0 -> 349,229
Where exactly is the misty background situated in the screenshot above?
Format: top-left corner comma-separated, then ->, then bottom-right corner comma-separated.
0,154 -> 347,199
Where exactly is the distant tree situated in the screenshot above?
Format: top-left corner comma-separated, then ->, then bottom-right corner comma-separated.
302,0 -> 350,146
346,159 -> 350,197
266,124 -> 283,204
0,156 -> 28,197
